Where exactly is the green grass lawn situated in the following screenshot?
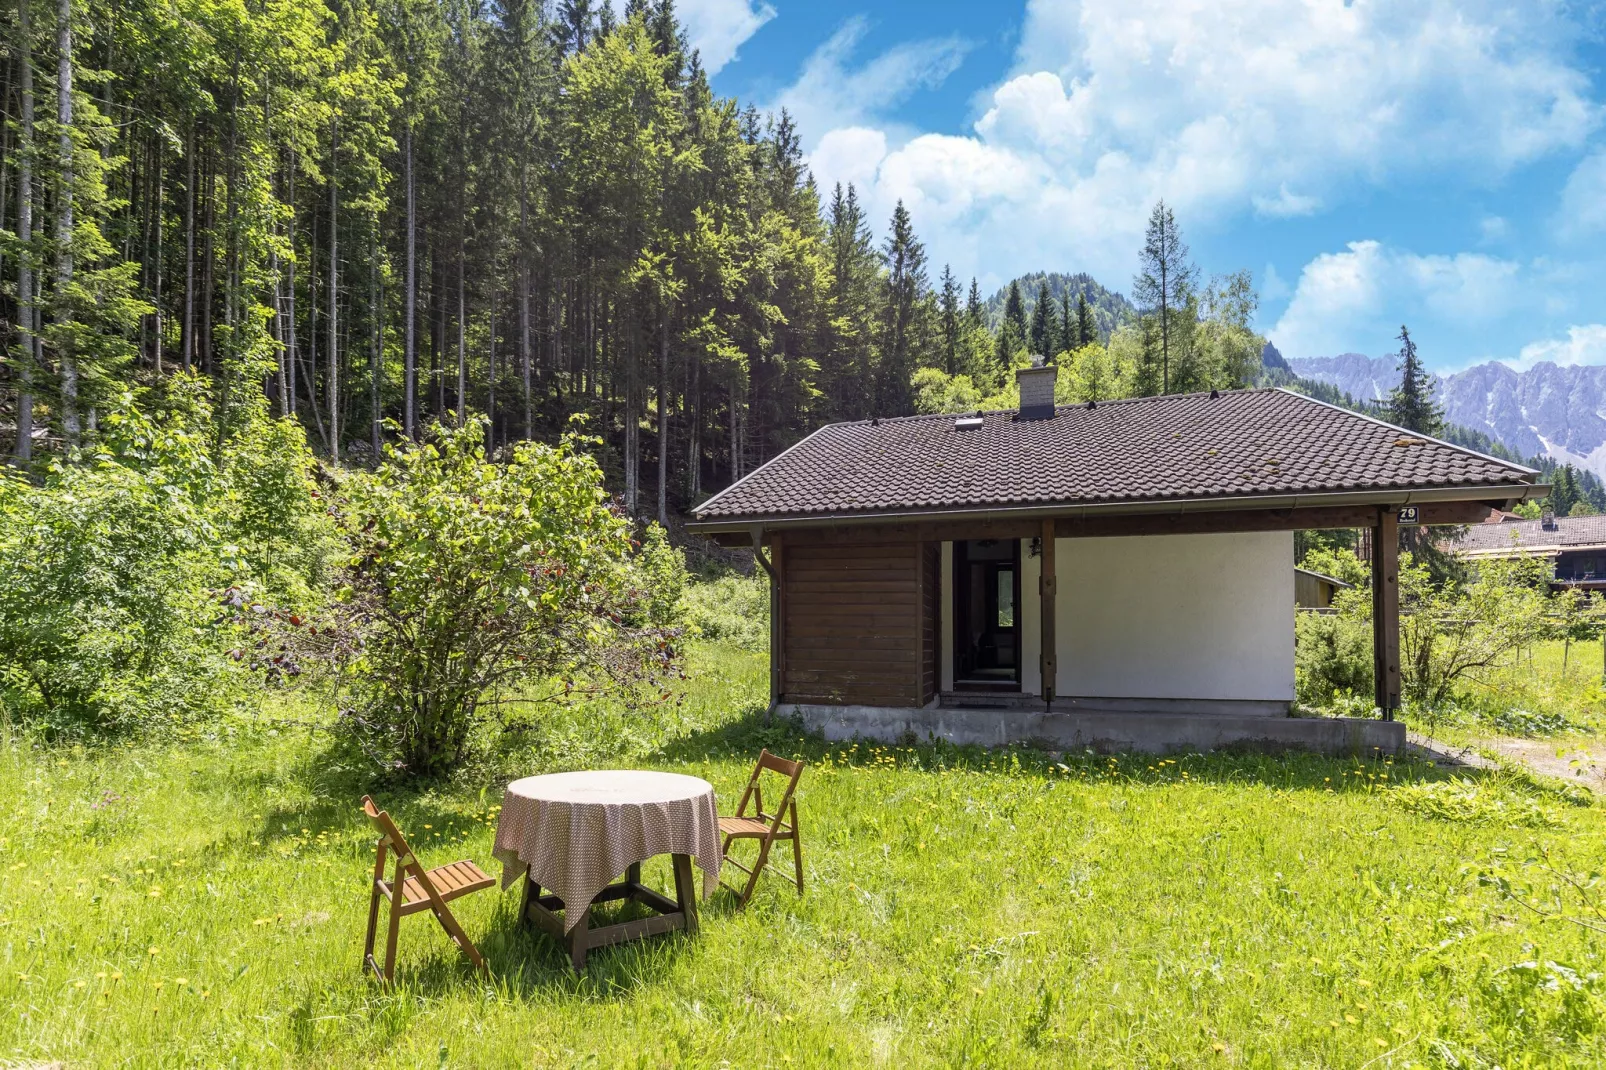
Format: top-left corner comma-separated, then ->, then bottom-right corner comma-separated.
3,643 -> 1604,1067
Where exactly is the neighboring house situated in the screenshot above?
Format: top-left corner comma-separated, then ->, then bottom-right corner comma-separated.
1449,512 -> 1606,591
688,367 -> 1546,757
1295,567 -> 1350,610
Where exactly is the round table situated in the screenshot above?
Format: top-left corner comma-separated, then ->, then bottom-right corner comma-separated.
492,770 -> 720,970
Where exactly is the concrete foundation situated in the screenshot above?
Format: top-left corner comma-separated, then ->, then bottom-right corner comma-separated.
790,703 -> 1405,757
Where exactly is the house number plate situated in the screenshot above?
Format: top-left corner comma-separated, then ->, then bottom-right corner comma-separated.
1397,506 -> 1419,523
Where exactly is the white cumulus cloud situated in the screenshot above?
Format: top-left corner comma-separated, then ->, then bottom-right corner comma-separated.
678,0 -> 775,75
1271,241 -> 1522,359
1514,324 -> 1606,369
787,0 -> 1599,290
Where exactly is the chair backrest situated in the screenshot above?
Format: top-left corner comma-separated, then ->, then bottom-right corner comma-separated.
361,795 -> 427,880
735,749 -> 805,832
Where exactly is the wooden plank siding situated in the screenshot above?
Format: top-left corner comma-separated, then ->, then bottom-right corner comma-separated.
919,541 -> 938,706
781,541 -> 934,708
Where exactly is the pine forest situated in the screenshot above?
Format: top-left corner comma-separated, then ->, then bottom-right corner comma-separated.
0,0 -> 1280,520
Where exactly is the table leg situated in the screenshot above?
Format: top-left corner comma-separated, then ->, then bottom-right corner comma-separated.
520,868 -> 538,923
626,862 -> 642,886
671,853 -> 698,936
566,906 -> 590,971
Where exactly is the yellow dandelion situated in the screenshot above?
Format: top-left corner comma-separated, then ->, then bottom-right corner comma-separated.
148,946 -> 160,956
1344,1014 -> 1359,1024
175,977 -> 188,986
73,979 -> 87,989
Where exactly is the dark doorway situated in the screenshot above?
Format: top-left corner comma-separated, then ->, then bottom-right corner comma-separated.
953,539 -> 1021,691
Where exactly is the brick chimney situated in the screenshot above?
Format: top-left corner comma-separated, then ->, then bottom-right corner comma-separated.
1016,356 -> 1057,421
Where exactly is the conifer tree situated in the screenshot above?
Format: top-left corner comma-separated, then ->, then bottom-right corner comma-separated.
938,265 -> 960,375
1133,201 -> 1197,393
1076,291 -> 1095,345
876,200 -> 927,416
997,280 -> 1026,367
1386,325 -> 1442,435
1028,280 -> 1054,358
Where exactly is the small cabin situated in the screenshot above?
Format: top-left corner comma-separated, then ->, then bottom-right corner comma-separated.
690,368 -> 1546,756
1294,567 -> 1350,610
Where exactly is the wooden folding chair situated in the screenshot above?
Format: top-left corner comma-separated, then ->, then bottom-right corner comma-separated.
360,795 -> 495,983
718,750 -> 805,908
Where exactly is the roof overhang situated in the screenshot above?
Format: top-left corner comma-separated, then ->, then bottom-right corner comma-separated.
687,482 -> 1548,536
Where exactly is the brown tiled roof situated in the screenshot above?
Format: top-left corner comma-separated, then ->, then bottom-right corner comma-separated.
1452,514 -> 1606,555
694,388 -> 1540,522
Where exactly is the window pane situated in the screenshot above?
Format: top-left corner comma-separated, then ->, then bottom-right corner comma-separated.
997,569 -> 1014,628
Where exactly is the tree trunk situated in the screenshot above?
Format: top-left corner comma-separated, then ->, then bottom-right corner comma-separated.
182,123 -> 194,371
403,124 -> 416,438
327,120 -> 339,459
152,152 -> 164,376
456,238 -> 466,424
657,302 -> 669,525
285,148 -> 297,418
201,144 -> 214,374
486,297 -> 496,450
519,168 -> 532,439
688,352 -> 700,500
55,0 -> 78,445
370,225 -> 381,454
13,0 -> 35,463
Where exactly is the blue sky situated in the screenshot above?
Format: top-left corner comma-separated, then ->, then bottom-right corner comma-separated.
672,0 -> 1606,372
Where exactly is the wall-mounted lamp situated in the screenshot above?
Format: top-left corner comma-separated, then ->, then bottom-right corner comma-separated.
1029,537 -> 1042,557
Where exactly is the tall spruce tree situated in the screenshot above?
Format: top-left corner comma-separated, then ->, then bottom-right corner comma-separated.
1075,291 -> 1095,345
1028,280 -> 1054,358
997,279 -> 1027,367
876,200 -> 927,415
1386,325 -> 1442,435
1132,201 -> 1197,393
938,264 -> 960,375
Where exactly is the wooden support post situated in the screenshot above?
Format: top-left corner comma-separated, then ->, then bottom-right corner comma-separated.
1371,508 -> 1400,719
1039,519 -> 1057,704
751,526 -> 780,709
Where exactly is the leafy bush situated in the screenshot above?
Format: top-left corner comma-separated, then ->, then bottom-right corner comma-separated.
680,571 -> 770,651
1294,611 -> 1373,708
1481,705 -> 1577,737
1400,555 -> 1552,708
629,523 -> 688,627
246,418 -> 675,776
1388,777 -> 1562,828
0,380 -> 339,736
1297,545 -> 1368,587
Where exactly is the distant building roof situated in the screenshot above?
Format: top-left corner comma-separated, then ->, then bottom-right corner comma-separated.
1295,567 -> 1351,588
1451,513 -> 1606,558
694,388 -> 1542,525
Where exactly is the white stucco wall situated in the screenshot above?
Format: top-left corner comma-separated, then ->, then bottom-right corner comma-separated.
1054,531 -> 1295,701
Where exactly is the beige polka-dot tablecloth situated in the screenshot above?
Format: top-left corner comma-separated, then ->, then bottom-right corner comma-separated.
493,770 -> 720,932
